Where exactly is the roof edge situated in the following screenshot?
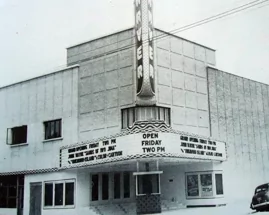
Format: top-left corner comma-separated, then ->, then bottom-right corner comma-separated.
66,26 -> 216,52
0,64 -> 80,90
207,65 -> 269,87
155,27 -> 216,52
66,26 -> 135,49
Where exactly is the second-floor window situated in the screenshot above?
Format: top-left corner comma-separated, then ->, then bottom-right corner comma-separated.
121,106 -> 171,129
7,125 -> 27,145
44,119 -> 62,140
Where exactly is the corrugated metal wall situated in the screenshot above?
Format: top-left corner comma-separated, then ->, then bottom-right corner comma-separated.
208,67 -> 269,200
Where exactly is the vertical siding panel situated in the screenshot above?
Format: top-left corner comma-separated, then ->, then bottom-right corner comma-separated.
256,83 -> 266,181
20,83 -> 29,125
36,78 -> 46,122
230,75 -> 241,166
207,68 -> 219,139
63,71 -> 73,118
250,82 -> 261,180
249,82 -> 258,162
243,79 -> 254,173
236,77 -> 245,171
239,78 -> 249,170
62,70 -> 74,147
53,72 -> 63,119
44,75 -> 54,120
71,68 -> 79,145
223,73 -> 235,164
28,80 -> 37,124
216,72 -> 227,142
264,86 -> 269,179
7,87 -> 14,125
261,84 -> 269,179
12,85 -> 20,126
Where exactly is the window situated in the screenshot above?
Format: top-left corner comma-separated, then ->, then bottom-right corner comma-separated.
44,180 -> 75,208
122,106 -> 171,129
65,182 -> 74,205
102,174 -> 109,200
114,173 -> 121,199
7,125 -> 27,145
91,175 -> 99,201
123,172 -> 130,198
255,184 -> 269,194
44,183 -> 53,206
91,172 -> 131,202
215,174 -> 224,195
0,175 -> 23,208
54,183 -> 63,206
137,174 -> 160,195
186,175 -> 199,197
186,172 -> 224,199
44,119 -> 62,140
200,174 -> 213,197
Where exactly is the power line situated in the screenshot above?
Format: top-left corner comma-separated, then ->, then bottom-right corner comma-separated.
68,0 -> 268,61
154,0 -> 269,44
4,0 -> 268,88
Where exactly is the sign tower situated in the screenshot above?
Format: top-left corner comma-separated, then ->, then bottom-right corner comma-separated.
135,0 -> 156,105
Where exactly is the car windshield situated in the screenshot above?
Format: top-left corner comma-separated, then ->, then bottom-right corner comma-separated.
255,184 -> 269,193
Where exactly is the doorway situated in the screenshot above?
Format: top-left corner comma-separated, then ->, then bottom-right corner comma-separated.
29,183 -> 42,215
91,172 -> 131,202
134,172 -> 162,214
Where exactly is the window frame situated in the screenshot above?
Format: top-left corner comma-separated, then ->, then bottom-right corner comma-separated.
6,125 -> 28,146
43,119 -> 63,141
185,171 -> 224,199
135,173 -> 161,196
0,185 -> 17,208
90,172 -> 132,203
215,173 -> 224,196
43,179 -> 75,209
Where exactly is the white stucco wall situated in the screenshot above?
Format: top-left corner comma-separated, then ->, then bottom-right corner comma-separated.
155,29 -> 216,137
0,66 -> 79,173
0,209 -> 17,215
160,162 -> 225,206
23,170 -> 93,215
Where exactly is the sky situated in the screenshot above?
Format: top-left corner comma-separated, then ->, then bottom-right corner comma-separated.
0,0 -> 268,87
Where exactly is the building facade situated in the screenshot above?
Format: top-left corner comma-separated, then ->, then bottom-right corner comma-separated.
0,0 -> 268,215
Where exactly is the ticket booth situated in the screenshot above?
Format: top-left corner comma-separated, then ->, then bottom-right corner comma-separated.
133,161 -> 163,214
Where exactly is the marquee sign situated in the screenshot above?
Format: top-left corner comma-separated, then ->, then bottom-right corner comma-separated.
135,0 -> 155,97
60,132 -> 227,168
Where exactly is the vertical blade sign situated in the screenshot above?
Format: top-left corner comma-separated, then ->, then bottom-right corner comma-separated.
148,0 -> 155,93
135,0 -> 143,94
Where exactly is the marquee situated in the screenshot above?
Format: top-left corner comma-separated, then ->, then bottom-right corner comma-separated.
60,131 -> 227,168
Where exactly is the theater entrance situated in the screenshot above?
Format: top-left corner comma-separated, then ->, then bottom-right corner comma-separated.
134,161 -> 162,214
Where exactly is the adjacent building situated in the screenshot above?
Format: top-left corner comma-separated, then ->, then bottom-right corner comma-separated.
0,0 -> 268,215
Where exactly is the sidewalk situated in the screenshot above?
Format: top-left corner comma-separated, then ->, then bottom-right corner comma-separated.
160,200 -> 267,215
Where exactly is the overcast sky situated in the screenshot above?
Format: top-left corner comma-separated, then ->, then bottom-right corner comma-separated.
0,0 -> 268,87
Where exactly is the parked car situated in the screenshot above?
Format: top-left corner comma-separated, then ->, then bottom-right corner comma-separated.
250,183 -> 269,212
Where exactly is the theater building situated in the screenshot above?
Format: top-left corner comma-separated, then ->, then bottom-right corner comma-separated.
0,0 -> 268,214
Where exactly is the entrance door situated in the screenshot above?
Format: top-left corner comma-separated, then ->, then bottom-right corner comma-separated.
29,183 -> 42,215
135,173 -> 162,214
